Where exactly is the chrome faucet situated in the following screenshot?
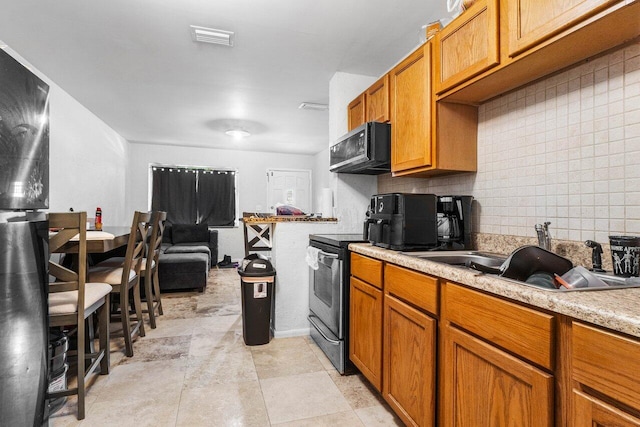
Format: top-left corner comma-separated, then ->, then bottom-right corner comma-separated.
535,221 -> 551,251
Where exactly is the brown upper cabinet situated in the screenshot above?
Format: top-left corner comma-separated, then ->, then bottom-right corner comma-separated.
435,0 -> 500,95
390,43 -> 433,173
390,42 -> 478,177
347,93 -> 366,132
347,75 -> 391,132
438,0 -> 639,103
506,0 -> 620,57
366,74 -> 390,123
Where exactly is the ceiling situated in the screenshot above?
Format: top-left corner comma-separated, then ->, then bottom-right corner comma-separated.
0,0 -> 452,155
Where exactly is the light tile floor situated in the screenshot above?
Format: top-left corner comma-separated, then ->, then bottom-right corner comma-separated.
49,268 -> 403,426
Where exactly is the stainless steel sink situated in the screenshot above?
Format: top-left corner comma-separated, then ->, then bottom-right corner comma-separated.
401,250 -> 640,292
400,250 -> 507,268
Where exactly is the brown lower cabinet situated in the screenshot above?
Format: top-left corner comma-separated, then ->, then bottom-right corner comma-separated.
383,293 -> 436,426
573,390 -> 640,426
571,321 -> 640,426
440,324 -> 554,426
349,256 -> 640,426
440,282 -> 554,427
349,275 -> 383,391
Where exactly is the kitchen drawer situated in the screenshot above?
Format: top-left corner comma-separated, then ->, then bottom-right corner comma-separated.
572,321 -> 640,410
351,253 -> 383,289
443,282 -> 554,370
385,263 -> 438,316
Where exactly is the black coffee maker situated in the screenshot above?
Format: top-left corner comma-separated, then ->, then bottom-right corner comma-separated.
436,195 -> 473,250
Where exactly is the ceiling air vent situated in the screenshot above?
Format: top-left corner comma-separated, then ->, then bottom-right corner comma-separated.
190,25 -> 234,47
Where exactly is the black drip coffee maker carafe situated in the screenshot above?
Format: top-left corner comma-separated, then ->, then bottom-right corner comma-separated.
436,196 -> 473,250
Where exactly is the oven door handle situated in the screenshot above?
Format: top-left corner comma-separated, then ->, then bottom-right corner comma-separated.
308,315 -> 340,345
318,250 -> 339,259
318,251 -> 340,267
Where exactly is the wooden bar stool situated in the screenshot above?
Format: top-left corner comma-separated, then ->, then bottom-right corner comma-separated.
48,211 -> 111,420
88,211 -> 149,357
140,211 -> 166,328
242,212 -> 274,257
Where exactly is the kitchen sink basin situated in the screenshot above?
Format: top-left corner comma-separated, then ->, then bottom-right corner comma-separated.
401,250 -> 640,292
400,251 -> 507,268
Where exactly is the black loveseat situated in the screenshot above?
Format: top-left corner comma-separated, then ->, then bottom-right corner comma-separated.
158,223 -> 218,292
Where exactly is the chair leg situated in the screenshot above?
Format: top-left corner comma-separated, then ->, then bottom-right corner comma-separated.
133,279 -> 146,338
77,311 -> 86,419
144,272 -> 157,329
99,294 -> 110,374
119,288 -> 134,357
153,268 -> 163,316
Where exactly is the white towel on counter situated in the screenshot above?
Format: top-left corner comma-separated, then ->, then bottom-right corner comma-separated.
306,246 -> 321,270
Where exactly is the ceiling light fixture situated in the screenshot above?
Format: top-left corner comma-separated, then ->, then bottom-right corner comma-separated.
225,129 -> 250,139
298,102 -> 329,111
190,25 -> 234,46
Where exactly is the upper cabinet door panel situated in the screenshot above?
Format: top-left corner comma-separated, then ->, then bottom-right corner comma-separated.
390,43 -> 432,172
507,0 -> 620,57
348,93 -> 366,132
366,74 -> 390,123
435,0 -> 500,94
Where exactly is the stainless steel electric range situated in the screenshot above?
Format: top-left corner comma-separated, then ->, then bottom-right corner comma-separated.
308,233 -> 367,374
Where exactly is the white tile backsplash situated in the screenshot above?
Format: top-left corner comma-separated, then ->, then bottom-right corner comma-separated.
378,43 -> 640,242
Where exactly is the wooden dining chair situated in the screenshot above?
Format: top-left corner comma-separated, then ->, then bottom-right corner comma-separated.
140,210 -> 166,329
48,211 -> 112,420
88,211 -> 149,357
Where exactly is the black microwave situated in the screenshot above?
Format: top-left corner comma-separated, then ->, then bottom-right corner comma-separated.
329,122 -> 390,174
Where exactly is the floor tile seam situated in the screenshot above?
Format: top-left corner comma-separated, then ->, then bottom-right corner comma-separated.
90,386 -> 185,409
108,353 -> 191,369
250,343 -> 274,426
172,385 -> 188,427
257,369 -> 335,385
181,378 -> 260,392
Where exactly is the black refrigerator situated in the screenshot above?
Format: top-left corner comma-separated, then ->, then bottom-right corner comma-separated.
1,47 -> 51,425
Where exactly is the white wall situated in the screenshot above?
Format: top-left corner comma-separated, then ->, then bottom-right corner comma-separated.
379,43 -> 640,244
2,44 -> 129,225
126,142 -> 317,261
327,71 -> 379,232
271,221 -> 340,337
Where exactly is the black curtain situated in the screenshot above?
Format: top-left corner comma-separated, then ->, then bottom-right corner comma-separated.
151,168 -> 197,224
197,171 -> 235,226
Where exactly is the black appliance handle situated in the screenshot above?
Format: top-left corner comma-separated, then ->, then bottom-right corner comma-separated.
363,218 -> 375,240
363,218 -> 388,238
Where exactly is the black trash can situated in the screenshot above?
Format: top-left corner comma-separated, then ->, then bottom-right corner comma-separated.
46,330 -> 69,417
237,254 -> 276,345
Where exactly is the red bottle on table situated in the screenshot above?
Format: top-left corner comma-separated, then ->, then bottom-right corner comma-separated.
95,207 -> 102,231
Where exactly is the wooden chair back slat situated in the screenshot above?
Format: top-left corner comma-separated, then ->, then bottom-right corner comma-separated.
121,211 -> 151,285
49,228 -> 79,253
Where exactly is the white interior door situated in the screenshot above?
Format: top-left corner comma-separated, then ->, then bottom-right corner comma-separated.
267,169 -> 311,214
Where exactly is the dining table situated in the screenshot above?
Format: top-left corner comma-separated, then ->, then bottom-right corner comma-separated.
55,226 -> 131,254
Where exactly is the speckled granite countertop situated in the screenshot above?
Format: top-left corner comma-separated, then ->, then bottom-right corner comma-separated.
242,216 -> 337,223
349,243 -> 640,339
